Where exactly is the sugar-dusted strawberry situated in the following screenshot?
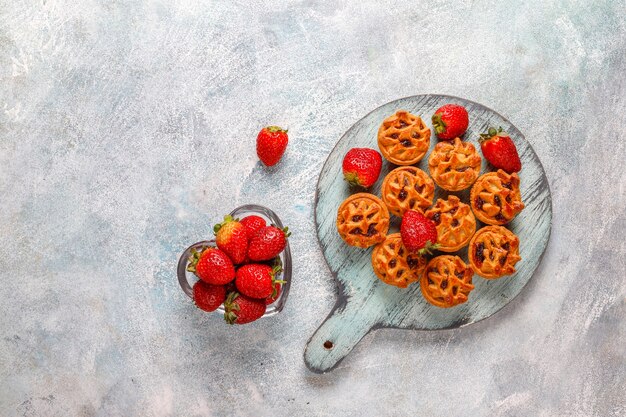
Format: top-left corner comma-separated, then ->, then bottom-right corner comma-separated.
265,282 -> 282,305
214,215 -> 248,264
400,210 -> 439,254
257,125 -> 288,166
224,292 -> 267,324
248,226 -> 290,261
342,148 -> 383,188
235,263 -> 284,299
239,215 -> 267,240
479,127 -> 522,173
193,281 -> 226,312
432,104 -> 469,140
187,246 -> 235,285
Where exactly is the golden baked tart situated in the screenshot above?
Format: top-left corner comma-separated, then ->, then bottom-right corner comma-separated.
470,169 -> 525,225
421,255 -> 474,308
428,137 -> 482,191
377,110 -> 431,165
371,233 -> 427,288
424,196 -> 476,252
336,193 -> 390,248
468,226 -> 521,279
381,166 -> 435,217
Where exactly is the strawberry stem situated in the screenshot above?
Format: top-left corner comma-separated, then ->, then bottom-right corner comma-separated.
186,246 -> 210,272
431,113 -> 447,135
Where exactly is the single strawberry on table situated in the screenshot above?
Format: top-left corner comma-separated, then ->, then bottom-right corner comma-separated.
248,225 -> 290,261
187,246 -> 235,285
193,280 -> 226,312
257,125 -> 288,166
235,263 -> 284,299
479,127 -> 522,173
214,215 -> 248,264
400,210 -> 439,254
432,104 -> 469,140
224,292 -> 267,324
342,148 -> 382,188
239,215 -> 267,240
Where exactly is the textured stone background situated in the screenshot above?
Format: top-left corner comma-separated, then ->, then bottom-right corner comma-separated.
1,1 -> 624,416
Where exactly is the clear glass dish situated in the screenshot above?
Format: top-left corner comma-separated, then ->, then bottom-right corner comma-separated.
177,204 -> 292,317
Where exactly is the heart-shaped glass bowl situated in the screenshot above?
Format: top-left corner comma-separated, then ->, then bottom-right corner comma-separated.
177,204 -> 292,317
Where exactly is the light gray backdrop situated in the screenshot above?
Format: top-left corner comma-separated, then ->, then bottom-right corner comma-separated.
0,1 -> 624,416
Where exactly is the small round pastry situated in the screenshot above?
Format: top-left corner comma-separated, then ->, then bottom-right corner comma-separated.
371,233 -> 427,288
377,110 -> 431,165
428,137 -> 482,191
336,193 -> 390,248
468,226 -> 521,279
424,196 -> 476,252
421,255 -> 474,308
381,166 -> 435,217
470,169 -> 525,225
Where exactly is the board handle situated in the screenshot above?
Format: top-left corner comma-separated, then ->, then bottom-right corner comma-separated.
304,299 -> 378,373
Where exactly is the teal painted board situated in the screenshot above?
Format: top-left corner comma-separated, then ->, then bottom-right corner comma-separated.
304,95 -> 552,373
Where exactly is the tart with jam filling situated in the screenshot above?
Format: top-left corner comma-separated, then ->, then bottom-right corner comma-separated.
470,169 -> 524,225
421,255 -> 474,308
336,193 -> 390,248
371,233 -> 427,288
425,196 -> 476,252
468,225 -> 521,279
428,137 -> 482,191
377,110 -> 431,165
381,166 -> 435,217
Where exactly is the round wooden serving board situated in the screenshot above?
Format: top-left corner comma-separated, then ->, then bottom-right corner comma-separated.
304,95 -> 552,373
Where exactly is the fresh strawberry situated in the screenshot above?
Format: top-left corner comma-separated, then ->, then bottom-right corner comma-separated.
193,281 -> 226,312
248,226 -> 290,261
342,148 -> 382,188
256,125 -> 288,166
479,127 -> 522,173
432,104 -> 469,140
240,215 -> 267,240
214,215 -> 248,264
400,210 -> 439,254
235,263 -> 284,299
224,292 -> 267,324
265,282 -> 282,305
187,246 -> 235,285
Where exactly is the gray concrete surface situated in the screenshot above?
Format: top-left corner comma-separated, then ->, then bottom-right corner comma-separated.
1,1 -> 624,416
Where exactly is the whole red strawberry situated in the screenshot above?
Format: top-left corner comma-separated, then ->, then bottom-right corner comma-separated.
214,215 -> 248,264
265,282 -> 282,305
400,210 -> 439,254
239,215 -> 267,240
248,226 -> 289,261
257,126 -> 288,166
432,104 -> 469,140
193,281 -> 226,312
342,148 -> 382,188
235,263 -> 283,299
479,127 -> 522,173
224,292 -> 267,324
187,247 -> 235,285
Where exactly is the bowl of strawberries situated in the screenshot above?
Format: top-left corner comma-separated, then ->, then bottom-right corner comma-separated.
177,204 -> 292,324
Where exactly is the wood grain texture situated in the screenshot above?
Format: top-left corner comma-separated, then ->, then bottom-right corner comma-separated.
305,95 -> 552,373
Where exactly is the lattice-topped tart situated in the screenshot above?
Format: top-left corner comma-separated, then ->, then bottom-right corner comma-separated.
468,225 -> 521,279
336,193 -> 390,248
428,137 -> 482,191
377,110 -> 431,165
470,169 -> 525,225
381,166 -> 435,217
371,233 -> 427,288
425,196 -> 476,252
420,255 -> 475,308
